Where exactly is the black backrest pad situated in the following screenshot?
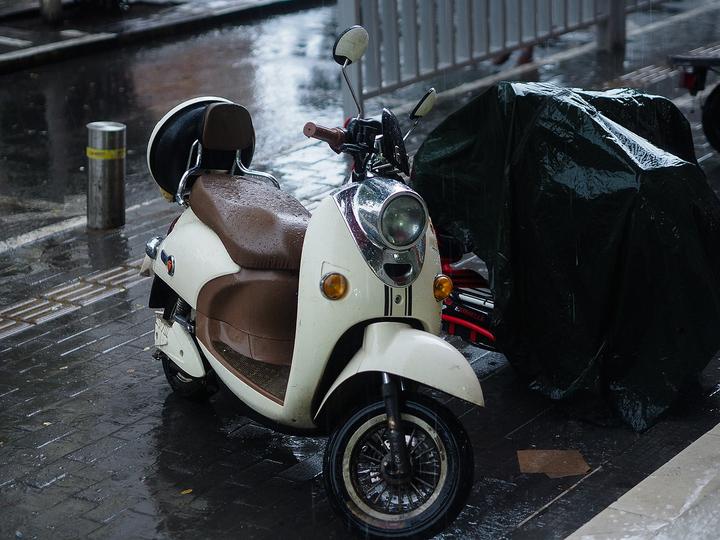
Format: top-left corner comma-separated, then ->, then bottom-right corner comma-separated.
202,103 -> 255,152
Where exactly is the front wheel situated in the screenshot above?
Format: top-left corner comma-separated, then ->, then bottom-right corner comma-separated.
324,395 -> 473,539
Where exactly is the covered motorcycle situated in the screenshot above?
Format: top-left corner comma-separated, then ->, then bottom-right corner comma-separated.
413,82 -> 720,430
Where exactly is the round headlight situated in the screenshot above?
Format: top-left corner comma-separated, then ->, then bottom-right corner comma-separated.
380,195 -> 426,248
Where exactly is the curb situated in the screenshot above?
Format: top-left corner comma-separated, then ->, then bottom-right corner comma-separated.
0,0 -> 329,74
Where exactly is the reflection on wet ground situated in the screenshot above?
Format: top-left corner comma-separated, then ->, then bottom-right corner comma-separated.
2,0 -> 719,244
0,6 -> 342,238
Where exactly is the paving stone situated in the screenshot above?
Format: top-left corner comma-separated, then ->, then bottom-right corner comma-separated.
66,436 -> 129,465
110,416 -> 161,441
277,452 -> 323,482
0,463 -> 33,489
85,508 -> 165,539
16,456 -> 88,489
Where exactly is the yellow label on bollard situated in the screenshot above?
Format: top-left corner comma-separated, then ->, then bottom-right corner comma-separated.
86,147 -> 126,160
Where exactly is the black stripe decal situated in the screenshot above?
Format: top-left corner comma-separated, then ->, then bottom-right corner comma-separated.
384,285 -> 390,316
407,285 -> 412,316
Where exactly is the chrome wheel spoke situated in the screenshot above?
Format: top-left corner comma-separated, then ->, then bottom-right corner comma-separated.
364,440 -> 386,458
410,481 -> 423,498
348,416 -> 444,516
413,445 -> 435,460
414,476 -> 435,490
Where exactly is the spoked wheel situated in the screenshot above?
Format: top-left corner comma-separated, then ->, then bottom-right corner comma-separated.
324,396 -> 473,539
158,351 -> 217,401
703,83 -> 720,153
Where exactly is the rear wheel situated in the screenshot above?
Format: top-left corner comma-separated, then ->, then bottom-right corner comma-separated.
702,83 -> 720,153
159,351 -> 216,401
324,395 -> 473,539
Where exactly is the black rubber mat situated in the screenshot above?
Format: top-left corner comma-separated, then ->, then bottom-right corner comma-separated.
214,340 -> 290,402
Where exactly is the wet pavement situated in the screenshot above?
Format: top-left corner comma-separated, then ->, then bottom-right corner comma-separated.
0,4 -> 343,242
1,0 -> 720,538
1,218 -> 719,539
1,0 -> 719,245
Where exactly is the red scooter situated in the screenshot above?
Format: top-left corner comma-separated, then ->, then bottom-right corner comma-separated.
436,233 -> 497,351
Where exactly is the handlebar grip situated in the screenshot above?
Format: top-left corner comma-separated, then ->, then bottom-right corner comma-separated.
303,122 -> 346,150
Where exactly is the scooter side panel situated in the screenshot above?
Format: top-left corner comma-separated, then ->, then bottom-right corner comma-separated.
152,208 -> 240,309
315,321 -> 485,418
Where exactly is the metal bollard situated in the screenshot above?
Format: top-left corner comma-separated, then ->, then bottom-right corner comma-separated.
86,122 -> 126,230
596,0 -> 627,52
40,0 -> 62,23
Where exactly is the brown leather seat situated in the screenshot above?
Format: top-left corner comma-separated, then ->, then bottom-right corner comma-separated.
189,174 -> 310,271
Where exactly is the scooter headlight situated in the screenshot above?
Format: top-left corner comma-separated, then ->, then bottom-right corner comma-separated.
379,194 -> 427,248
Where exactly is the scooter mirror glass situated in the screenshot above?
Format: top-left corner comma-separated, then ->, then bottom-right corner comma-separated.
333,25 -> 369,65
409,88 -> 437,120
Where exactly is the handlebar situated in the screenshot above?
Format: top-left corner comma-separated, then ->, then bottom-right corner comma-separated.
303,122 -> 346,151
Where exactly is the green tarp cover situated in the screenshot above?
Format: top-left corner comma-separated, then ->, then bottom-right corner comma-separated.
412,82 -> 720,430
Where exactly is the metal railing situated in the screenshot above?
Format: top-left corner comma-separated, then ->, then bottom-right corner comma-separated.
338,0 -> 661,118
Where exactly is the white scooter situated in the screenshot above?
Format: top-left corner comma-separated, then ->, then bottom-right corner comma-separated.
140,26 -> 484,539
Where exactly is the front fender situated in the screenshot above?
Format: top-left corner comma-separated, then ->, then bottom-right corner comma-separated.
315,322 -> 484,419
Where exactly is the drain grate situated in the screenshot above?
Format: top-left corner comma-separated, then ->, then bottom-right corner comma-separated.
0,259 -> 149,341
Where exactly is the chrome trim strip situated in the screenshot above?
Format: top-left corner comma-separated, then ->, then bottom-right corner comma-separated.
333,178 -> 426,288
175,140 -> 202,206
457,292 -> 494,310
233,155 -> 280,189
354,177 -> 428,251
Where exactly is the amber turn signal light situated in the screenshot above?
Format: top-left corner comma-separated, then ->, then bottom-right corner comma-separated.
433,274 -> 453,301
321,273 -> 348,300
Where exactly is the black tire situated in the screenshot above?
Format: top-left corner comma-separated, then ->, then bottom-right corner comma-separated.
702,83 -> 720,153
323,395 -> 473,539
159,351 -> 216,401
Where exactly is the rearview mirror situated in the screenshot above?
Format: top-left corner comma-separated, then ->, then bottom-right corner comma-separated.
409,88 -> 437,120
333,26 -> 369,66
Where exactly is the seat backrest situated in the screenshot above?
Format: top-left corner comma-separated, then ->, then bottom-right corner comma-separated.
201,103 -> 255,153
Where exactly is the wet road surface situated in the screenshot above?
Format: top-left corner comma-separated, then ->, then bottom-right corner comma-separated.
0,4 -> 344,240
2,0 -> 718,244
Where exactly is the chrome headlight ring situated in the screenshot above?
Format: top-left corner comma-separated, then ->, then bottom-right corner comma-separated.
353,177 -> 428,252
334,177 -> 429,288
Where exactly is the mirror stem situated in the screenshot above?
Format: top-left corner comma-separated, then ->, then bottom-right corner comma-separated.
403,119 -> 420,141
342,60 -> 363,118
